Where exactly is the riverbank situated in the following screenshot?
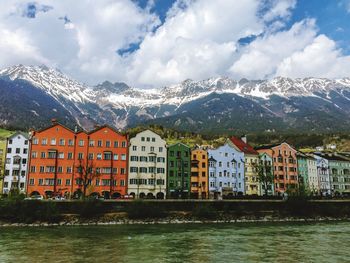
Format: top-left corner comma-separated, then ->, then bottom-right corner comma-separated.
1,199 -> 350,227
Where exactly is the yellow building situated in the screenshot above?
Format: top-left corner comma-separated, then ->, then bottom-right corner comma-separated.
0,140 -> 6,194
190,149 -> 209,199
229,136 -> 260,195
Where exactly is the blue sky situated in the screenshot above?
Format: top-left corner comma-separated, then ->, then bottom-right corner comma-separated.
1,0 -> 350,87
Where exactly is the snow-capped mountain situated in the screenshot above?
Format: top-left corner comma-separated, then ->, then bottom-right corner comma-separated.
0,64 -> 350,133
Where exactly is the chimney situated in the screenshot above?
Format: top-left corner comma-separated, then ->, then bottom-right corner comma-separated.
51,118 -> 58,124
241,135 -> 247,143
74,126 -> 78,133
94,124 -> 100,129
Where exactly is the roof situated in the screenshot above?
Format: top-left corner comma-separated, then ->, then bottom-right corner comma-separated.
8,131 -> 29,140
229,136 -> 258,155
208,156 -> 216,162
255,143 -> 281,150
314,153 -> 350,162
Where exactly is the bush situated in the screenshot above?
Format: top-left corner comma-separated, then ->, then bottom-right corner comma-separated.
126,200 -> 166,219
76,199 -> 105,218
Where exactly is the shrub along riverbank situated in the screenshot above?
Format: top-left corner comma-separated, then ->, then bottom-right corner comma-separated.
0,198 -> 350,225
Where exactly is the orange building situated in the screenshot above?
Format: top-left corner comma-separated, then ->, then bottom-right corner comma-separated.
27,122 -> 76,198
190,148 -> 209,199
256,142 -> 298,195
27,121 -> 128,199
73,126 -> 128,199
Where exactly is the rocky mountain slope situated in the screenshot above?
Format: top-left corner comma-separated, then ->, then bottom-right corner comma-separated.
0,64 -> 350,133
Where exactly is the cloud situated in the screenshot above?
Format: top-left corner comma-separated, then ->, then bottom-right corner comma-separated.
0,0 -> 349,88
229,19 -> 317,79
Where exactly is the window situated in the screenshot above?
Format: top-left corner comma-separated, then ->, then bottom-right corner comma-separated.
141,146 -> 146,151
122,141 -> 126,148
132,146 -> 137,151
57,166 -> 63,173
29,178 -> 34,185
141,137 -> 145,141
38,179 -> 43,185
120,180 -> 125,186
16,148 -> 20,154
8,139 -> 13,144
48,151 -> 56,159
97,140 -> 102,147
50,138 -> 56,145
59,139 -> 65,146
113,154 -> 118,160
157,168 -> 165,174
96,179 -> 100,186
106,141 -> 111,147
130,167 -> 138,173
104,152 -> 112,160
97,153 -> 102,160
65,179 -> 71,186
157,157 -> 165,163
102,179 -> 111,186
45,166 -> 56,173
41,152 -> 46,158
42,138 -> 47,145
24,140 -> 28,145
159,147 -> 163,152
88,153 -> 94,160
58,152 -> 64,159
23,148 -> 28,154
152,137 -> 155,142
30,166 -> 36,173
68,139 -> 74,146
150,146 -> 155,152
45,178 -> 55,186
57,179 -> 62,185
67,167 -> 72,173
78,153 -> 83,160
79,140 -> 84,146
147,137 -> 150,142
22,158 -> 27,164
68,152 -> 73,159
32,138 -> 38,145
39,166 -> 45,173
121,168 -> 125,174
5,158 -> 10,164
121,154 -> 126,160
114,141 -> 119,148
7,148 -> 12,154
89,140 -> 95,147
140,167 -> 147,173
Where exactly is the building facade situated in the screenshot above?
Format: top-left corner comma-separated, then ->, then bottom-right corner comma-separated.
229,137 -> 260,195
190,148 -> 208,199
3,132 -> 29,195
257,142 -> 298,195
258,152 -> 274,195
323,154 -> 350,196
306,155 -> 318,194
208,142 -> 245,198
27,123 -> 77,198
0,140 -> 6,193
313,154 -> 331,196
128,130 -> 167,199
167,143 -> 191,198
73,126 -> 128,199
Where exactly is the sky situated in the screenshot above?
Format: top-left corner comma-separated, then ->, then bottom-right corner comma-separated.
0,0 -> 350,88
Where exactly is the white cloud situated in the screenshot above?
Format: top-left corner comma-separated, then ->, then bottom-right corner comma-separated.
0,0 -> 349,87
229,19 -> 317,79
276,35 -> 350,78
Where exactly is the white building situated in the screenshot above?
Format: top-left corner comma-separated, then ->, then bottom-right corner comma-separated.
127,130 -> 167,199
306,155 -> 319,194
3,132 -> 29,195
313,154 -> 331,196
208,142 -> 245,198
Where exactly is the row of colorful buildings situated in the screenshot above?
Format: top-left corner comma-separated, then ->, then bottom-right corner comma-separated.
1,120 -> 350,199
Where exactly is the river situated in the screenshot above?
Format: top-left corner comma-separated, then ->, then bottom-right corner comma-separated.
0,222 -> 349,263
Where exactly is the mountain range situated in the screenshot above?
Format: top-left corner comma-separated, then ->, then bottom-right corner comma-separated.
0,64 -> 350,134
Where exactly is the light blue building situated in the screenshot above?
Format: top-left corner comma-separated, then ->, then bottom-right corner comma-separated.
208,141 -> 245,198
313,154 -> 331,196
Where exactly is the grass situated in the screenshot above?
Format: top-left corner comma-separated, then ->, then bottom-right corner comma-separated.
0,128 -> 14,140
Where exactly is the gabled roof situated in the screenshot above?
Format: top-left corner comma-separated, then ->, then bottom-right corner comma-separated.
208,156 -> 216,162
87,124 -> 125,136
34,122 -> 78,134
229,136 -> 258,155
255,143 -> 281,150
8,131 -> 29,140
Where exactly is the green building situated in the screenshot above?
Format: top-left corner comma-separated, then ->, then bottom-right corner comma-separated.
324,154 -> 350,196
167,143 -> 191,199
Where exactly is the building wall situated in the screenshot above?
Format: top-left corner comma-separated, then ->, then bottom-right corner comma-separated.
167,143 -> 191,198
244,154 -> 260,195
258,143 -> 298,195
258,153 -> 274,195
313,155 -> 331,196
208,143 -> 245,198
27,125 -> 76,197
306,157 -> 319,194
128,130 -> 167,199
0,140 -> 6,193
328,159 -> 350,195
3,133 -> 29,194
190,149 -> 208,199
73,127 -> 128,198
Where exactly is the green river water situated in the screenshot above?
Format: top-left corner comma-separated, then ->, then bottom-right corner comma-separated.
0,222 -> 349,263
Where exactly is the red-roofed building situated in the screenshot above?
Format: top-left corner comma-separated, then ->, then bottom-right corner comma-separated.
229,136 -> 261,195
